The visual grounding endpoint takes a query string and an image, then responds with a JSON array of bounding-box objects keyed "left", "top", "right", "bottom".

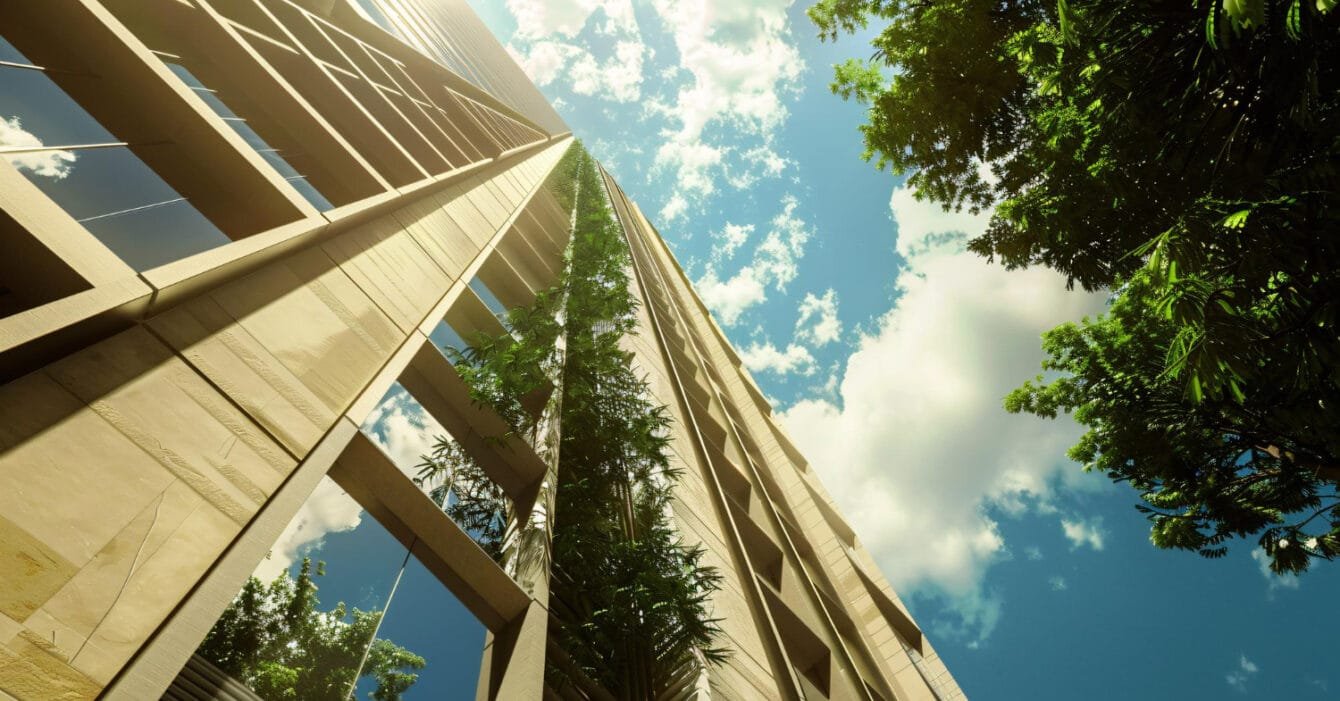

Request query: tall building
[{"left": 0, "top": 1, "right": 963, "bottom": 699}]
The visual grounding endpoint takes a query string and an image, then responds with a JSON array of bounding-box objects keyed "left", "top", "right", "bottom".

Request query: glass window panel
[
  {"left": 428, "top": 318, "right": 468, "bottom": 359},
  {"left": 468, "top": 277, "right": 507, "bottom": 318},
  {"left": 258, "top": 149, "right": 302, "bottom": 179},
  {"left": 183, "top": 477, "right": 402, "bottom": 699},
  {"left": 0, "top": 36, "right": 32, "bottom": 65},
  {"left": 367, "top": 555, "right": 486, "bottom": 699},
  {"left": 285, "top": 174, "right": 335, "bottom": 211},
  {"left": 221, "top": 116, "right": 271, "bottom": 151},
  {"left": 156, "top": 59, "right": 337, "bottom": 212},
  {"left": 0, "top": 64, "right": 117, "bottom": 146},
  {"left": 351, "top": 0, "right": 397, "bottom": 34},
  {"left": 177, "top": 475, "right": 486, "bottom": 700},
  {"left": 80, "top": 195, "right": 231, "bottom": 271},
  {"left": 191, "top": 87, "right": 241, "bottom": 119},
  {"left": 12, "top": 145, "right": 227, "bottom": 270},
  {"left": 361, "top": 383, "right": 510, "bottom": 564},
  {"left": 162, "top": 60, "right": 206, "bottom": 89}
]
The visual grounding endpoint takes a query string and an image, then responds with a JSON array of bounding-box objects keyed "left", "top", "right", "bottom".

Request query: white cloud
[
  {"left": 890, "top": 166, "right": 995, "bottom": 260},
  {"left": 660, "top": 192, "right": 688, "bottom": 223},
  {"left": 646, "top": 0, "right": 804, "bottom": 208},
  {"left": 504, "top": 0, "right": 649, "bottom": 102},
  {"left": 726, "top": 145, "right": 791, "bottom": 189},
  {"left": 506, "top": 0, "right": 637, "bottom": 40},
  {"left": 362, "top": 386, "right": 446, "bottom": 476},
  {"left": 1226, "top": 654, "right": 1260, "bottom": 693},
  {"left": 1061, "top": 517, "right": 1106, "bottom": 551},
  {"left": 511, "top": 40, "right": 582, "bottom": 86},
  {"left": 1, "top": 116, "right": 76, "bottom": 180},
  {"left": 569, "top": 39, "right": 649, "bottom": 102},
  {"left": 254, "top": 476, "right": 363, "bottom": 582},
  {"left": 750, "top": 194, "right": 808, "bottom": 288},
  {"left": 1048, "top": 575, "right": 1068, "bottom": 591},
  {"left": 778, "top": 178, "right": 1107, "bottom": 643},
  {"left": 795, "top": 289, "right": 841, "bottom": 347},
  {"left": 696, "top": 194, "right": 811, "bottom": 326},
  {"left": 653, "top": 137, "right": 723, "bottom": 196},
  {"left": 696, "top": 266, "right": 766, "bottom": 326},
  {"left": 1250, "top": 548, "right": 1301, "bottom": 591},
  {"left": 740, "top": 341, "right": 816, "bottom": 376},
  {"left": 710, "top": 222, "right": 753, "bottom": 262},
  {"left": 1025, "top": 546, "right": 1044, "bottom": 561}
]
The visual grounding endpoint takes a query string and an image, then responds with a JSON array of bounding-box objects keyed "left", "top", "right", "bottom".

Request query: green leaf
[
  {"left": 1221, "top": 209, "right": 1251, "bottom": 229},
  {"left": 1286, "top": 0, "right": 1303, "bottom": 39}
]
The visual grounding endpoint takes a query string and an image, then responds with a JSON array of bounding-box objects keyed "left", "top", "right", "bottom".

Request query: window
[
  {"left": 170, "top": 476, "right": 487, "bottom": 699},
  {"left": 158, "top": 58, "right": 334, "bottom": 212},
  {"left": 0, "top": 36, "right": 229, "bottom": 271}
]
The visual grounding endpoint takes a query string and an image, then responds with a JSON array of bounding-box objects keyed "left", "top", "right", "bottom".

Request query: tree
[
  {"left": 812, "top": 0, "right": 1340, "bottom": 572},
  {"left": 196, "top": 558, "right": 425, "bottom": 700}
]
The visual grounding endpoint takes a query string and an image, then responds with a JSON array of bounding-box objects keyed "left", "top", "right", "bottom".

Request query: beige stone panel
[
  {"left": 0, "top": 617, "right": 19, "bottom": 650},
  {"left": 392, "top": 197, "right": 474, "bottom": 278},
  {"left": 445, "top": 186, "right": 502, "bottom": 238},
  {"left": 0, "top": 629, "right": 100, "bottom": 701},
  {"left": 148, "top": 297, "right": 332, "bottom": 457},
  {"left": 0, "top": 372, "right": 174, "bottom": 567},
  {"left": 323, "top": 216, "right": 453, "bottom": 333},
  {"left": 711, "top": 658, "right": 782, "bottom": 700},
  {"left": 0, "top": 515, "right": 77, "bottom": 623},
  {"left": 211, "top": 247, "right": 401, "bottom": 415},
  {"left": 46, "top": 328, "right": 291, "bottom": 525},
  {"left": 59, "top": 490, "right": 235, "bottom": 685},
  {"left": 27, "top": 480, "right": 217, "bottom": 684},
  {"left": 460, "top": 181, "right": 510, "bottom": 228},
  {"left": 488, "top": 178, "right": 524, "bottom": 210}
]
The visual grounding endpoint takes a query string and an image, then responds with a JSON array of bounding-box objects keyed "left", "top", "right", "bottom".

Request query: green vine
[{"left": 417, "top": 142, "right": 727, "bottom": 698}]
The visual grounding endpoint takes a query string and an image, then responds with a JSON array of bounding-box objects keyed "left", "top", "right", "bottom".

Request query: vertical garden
[{"left": 419, "top": 142, "right": 728, "bottom": 698}]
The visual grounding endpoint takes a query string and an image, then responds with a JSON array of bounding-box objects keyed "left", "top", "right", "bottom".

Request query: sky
[{"left": 453, "top": 0, "right": 1339, "bottom": 698}]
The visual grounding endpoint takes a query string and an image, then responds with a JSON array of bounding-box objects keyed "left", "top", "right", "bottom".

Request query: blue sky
[{"left": 455, "top": 0, "right": 1339, "bottom": 698}]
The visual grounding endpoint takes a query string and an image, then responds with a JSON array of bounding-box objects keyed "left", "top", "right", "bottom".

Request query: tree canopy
[
  {"left": 812, "top": 0, "right": 1340, "bottom": 572},
  {"left": 197, "top": 558, "right": 425, "bottom": 701}
]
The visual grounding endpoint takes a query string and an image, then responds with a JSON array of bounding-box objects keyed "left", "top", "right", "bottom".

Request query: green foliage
[
  {"left": 449, "top": 288, "right": 565, "bottom": 436},
  {"left": 196, "top": 558, "right": 425, "bottom": 700},
  {"left": 414, "top": 437, "right": 509, "bottom": 562},
  {"left": 815, "top": 0, "right": 1340, "bottom": 573},
  {"left": 438, "top": 142, "right": 727, "bottom": 698}
]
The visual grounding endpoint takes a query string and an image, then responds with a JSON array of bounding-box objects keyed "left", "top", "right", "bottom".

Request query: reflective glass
[
  {"left": 468, "top": 277, "right": 507, "bottom": 318},
  {"left": 260, "top": 149, "right": 302, "bottom": 179},
  {"left": 14, "top": 146, "right": 228, "bottom": 270},
  {"left": 367, "top": 555, "right": 486, "bottom": 699},
  {"left": 160, "top": 60, "right": 335, "bottom": 211},
  {"left": 352, "top": 0, "right": 397, "bottom": 34},
  {"left": 0, "top": 64, "right": 116, "bottom": 146},
  {"left": 286, "top": 174, "right": 335, "bottom": 211},
  {"left": 225, "top": 117, "right": 272, "bottom": 152},
  {"left": 361, "top": 383, "right": 509, "bottom": 564},
  {"left": 191, "top": 88, "right": 241, "bottom": 120},
  {"left": 177, "top": 475, "right": 486, "bottom": 700},
  {"left": 162, "top": 61, "right": 206, "bottom": 89},
  {"left": 428, "top": 318, "right": 469, "bottom": 359},
  {"left": 0, "top": 35, "right": 32, "bottom": 65}
]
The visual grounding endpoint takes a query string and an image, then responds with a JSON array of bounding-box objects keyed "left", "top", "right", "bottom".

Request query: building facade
[{"left": 0, "top": 1, "right": 963, "bottom": 699}]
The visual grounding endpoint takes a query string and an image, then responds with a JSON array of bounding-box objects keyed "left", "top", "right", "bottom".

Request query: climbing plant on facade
[{"left": 418, "top": 142, "right": 727, "bottom": 698}]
